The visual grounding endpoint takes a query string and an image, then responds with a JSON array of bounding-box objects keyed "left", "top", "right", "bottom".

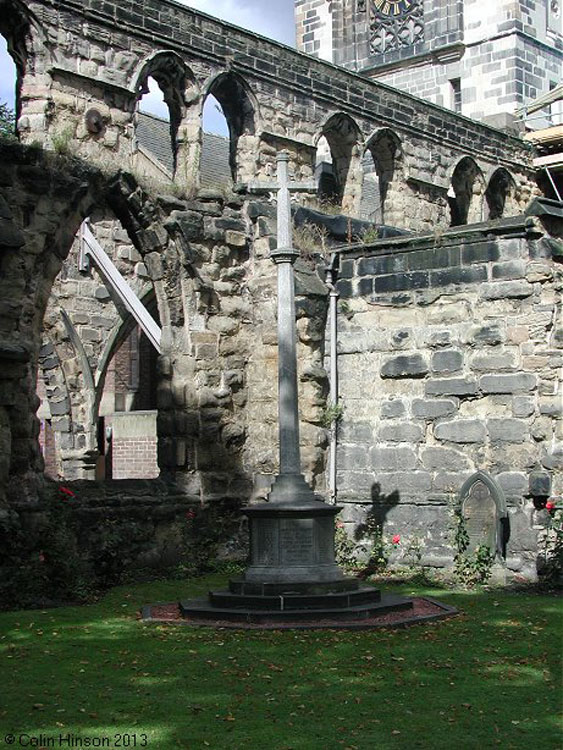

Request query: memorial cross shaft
[{"left": 248, "top": 153, "right": 317, "bottom": 495}]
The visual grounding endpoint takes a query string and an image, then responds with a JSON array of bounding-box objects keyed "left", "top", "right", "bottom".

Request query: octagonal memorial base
[{"left": 179, "top": 495, "right": 413, "bottom": 624}]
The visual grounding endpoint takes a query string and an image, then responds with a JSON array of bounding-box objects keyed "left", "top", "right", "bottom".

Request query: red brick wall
[
  {"left": 110, "top": 411, "right": 159, "bottom": 479},
  {"left": 112, "top": 435, "right": 159, "bottom": 479},
  {"left": 39, "top": 419, "right": 58, "bottom": 480}
]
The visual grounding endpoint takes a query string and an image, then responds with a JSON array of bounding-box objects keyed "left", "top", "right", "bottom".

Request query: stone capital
[{"left": 271, "top": 245, "right": 299, "bottom": 264}]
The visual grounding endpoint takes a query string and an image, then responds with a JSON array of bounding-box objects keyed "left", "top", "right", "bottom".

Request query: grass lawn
[{"left": 0, "top": 575, "right": 561, "bottom": 750}]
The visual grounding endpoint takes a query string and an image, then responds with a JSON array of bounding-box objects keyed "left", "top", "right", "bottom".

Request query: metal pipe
[{"left": 325, "top": 253, "right": 340, "bottom": 503}]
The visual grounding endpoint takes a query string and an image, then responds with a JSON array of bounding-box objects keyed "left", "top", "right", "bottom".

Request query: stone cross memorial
[
  {"left": 243, "top": 152, "right": 343, "bottom": 584},
  {"left": 180, "top": 153, "right": 413, "bottom": 622}
]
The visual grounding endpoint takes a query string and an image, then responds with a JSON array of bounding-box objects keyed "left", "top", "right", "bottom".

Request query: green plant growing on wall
[
  {"left": 320, "top": 400, "right": 344, "bottom": 428},
  {"left": 357, "top": 226, "right": 380, "bottom": 245},
  {"left": 51, "top": 126, "right": 75, "bottom": 155},
  {"left": 292, "top": 220, "right": 329, "bottom": 260}
]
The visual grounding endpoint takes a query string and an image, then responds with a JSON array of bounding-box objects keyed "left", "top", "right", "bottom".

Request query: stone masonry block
[
  {"left": 412, "top": 398, "right": 458, "bottom": 419},
  {"left": 380, "top": 399, "right": 406, "bottom": 419},
  {"left": 381, "top": 353, "right": 428, "bottom": 379},
  {"left": 339, "top": 421, "right": 375, "bottom": 443},
  {"left": 431, "top": 349, "right": 463, "bottom": 374},
  {"left": 370, "top": 446, "right": 418, "bottom": 471},
  {"left": 480, "top": 280, "right": 535, "bottom": 300},
  {"left": 512, "top": 396, "right": 535, "bottom": 418},
  {"left": 487, "top": 419, "right": 528, "bottom": 443},
  {"left": 434, "top": 419, "right": 486, "bottom": 443},
  {"left": 378, "top": 422, "right": 425, "bottom": 443},
  {"left": 480, "top": 373, "right": 536, "bottom": 393},
  {"left": 421, "top": 446, "right": 472, "bottom": 471},
  {"left": 425, "top": 378, "right": 478, "bottom": 397},
  {"left": 339, "top": 444, "right": 369, "bottom": 471}
]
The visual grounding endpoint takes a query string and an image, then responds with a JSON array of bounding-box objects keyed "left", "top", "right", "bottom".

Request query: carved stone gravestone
[{"left": 460, "top": 471, "right": 508, "bottom": 573}]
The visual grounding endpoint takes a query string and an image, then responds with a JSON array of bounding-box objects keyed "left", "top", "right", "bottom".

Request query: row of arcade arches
[{"left": 1, "top": 26, "right": 520, "bottom": 229}]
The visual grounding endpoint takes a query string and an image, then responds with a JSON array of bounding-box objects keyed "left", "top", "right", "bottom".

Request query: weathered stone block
[
  {"left": 412, "top": 398, "right": 458, "bottom": 419},
  {"left": 512, "top": 396, "right": 535, "bottom": 418},
  {"left": 370, "top": 446, "right": 417, "bottom": 471},
  {"left": 434, "top": 419, "right": 486, "bottom": 443},
  {"left": 480, "top": 373, "right": 536, "bottom": 393},
  {"left": 487, "top": 419, "right": 528, "bottom": 443},
  {"left": 529, "top": 471, "right": 551, "bottom": 498},
  {"left": 378, "top": 422, "right": 424, "bottom": 443},
  {"left": 339, "top": 445, "right": 369, "bottom": 471},
  {"left": 339, "top": 421, "right": 374, "bottom": 443},
  {"left": 380, "top": 399, "right": 406, "bottom": 419},
  {"left": 480, "top": 280, "right": 534, "bottom": 300},
  {"left": 470, "top": 350, "right": 518, "bottom": 371},
  {"left": 496, "top": 472, "right": 528, "bottom": 495},
  {"left": 470, "top": 325, "right": 504, "bottom": 346},
  {"left": 539, "top": 399, "right": 563, "bottom": 416},
  {"left": 421, "top": 446, "right": 471, "bottom": 471},
  {"left": 425, "top": 377, "right": 478, "bottom": 397},
  {"left": 225, "top": 230, "right": 247, "bottom": 247},
  {"left": 431, "top": 349, "right": 463, "bottom": 374},
  {"left": 381, "top": 353, "right": 428, "bottom": 379}
]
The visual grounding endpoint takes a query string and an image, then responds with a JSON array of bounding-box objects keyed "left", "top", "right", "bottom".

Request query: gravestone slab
[
  {"left": 459, "top": 471, "right": 508, "bottom": 560},
  {"left": 462, "top": 480, "right": 497, "bottom": 554}
]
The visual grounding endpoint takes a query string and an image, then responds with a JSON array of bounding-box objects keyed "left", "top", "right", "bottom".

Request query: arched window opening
[
  {"left": 201, "top": 93, "right": 230, "bottom": 189},
  {"left": 135, "top": 76, "right": 176, "bottom": 181},
  {"left": 133, "top": 53, "right": 191, "bottom": 181},
  {"left": 37, "top": 204, "right": 163, "bottom": 482},
  {"left": 362, "top": 130, "right": 400, "bottom": 224},
  {"left": 203, "top": 73, "right": 256, "bottom": 184},
  {"left": 315, "top": 113, "right": 361, "bottom": 213},
  {"left": 485, "top": 168, "right": 517, "bottom": 220},
  {"left": 448, "top": 157, "right": 485, "bottom": 226},
  {"left": 0, "top": 35, "right": 17, "bottom": 112},
  {"left": 1, "top": 1, "right": 54, "bottom": 133},
  {"left": 315, "top": 134, "right": 338, "bottom": 204}
]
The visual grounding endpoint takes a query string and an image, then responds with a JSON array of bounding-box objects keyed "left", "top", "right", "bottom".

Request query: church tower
[{"left": 294, "top": 0, "right": 562, "bottom": 131}]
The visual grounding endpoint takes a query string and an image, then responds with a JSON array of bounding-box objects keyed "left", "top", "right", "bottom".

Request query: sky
[{"left": 0, "top": 0, "right": 296, "bottom": 132}]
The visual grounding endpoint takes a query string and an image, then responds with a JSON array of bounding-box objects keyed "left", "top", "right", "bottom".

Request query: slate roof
[{"left": 137, "top": 111, "right": 231, "bottom": 187}]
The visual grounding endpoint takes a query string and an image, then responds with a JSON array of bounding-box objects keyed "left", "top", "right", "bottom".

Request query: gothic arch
[
  {"left": 362, "top": 127, "right": 403, "bottom": 224},
  {"left": 93, "top": 286, "right": 159, "bottom": 422},
  {"left": 485, "top": 167, "right": 518, "bottom": 220},
  {"left": 448, "top": 156, "right": 486, "bottom": 226},
  {"left": 315, "top": 112, "right": 363, "bottom": 214},
  {"left": 201, "top": 71, "right": 260, "bottom": 182},
  {"left": 132, "top": 51, "right": 198, "bottom": 176}
]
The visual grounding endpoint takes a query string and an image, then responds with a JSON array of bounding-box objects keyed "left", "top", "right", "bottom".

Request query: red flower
[
  {"left": 392, "top": 534, "right": 401, "bottom": 545},
  {"left": 546, "top": 500, "right": 556, "bottom": 512},
  {"left": 185, "top": 509, "right": 196, "bottom": 521},
  {"left": 59, "top": 486, "right": 75, "bottom": 498}
]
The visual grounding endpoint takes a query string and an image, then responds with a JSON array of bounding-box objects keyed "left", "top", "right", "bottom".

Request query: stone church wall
[{"left": 333, "top": 215, "right": 562, "bottom": 579}]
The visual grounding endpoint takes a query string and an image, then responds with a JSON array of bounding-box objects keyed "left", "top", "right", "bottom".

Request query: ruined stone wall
[
  {"left": 1, "top": 0, "right": 536, "bottom": 228},
  {"left": 0, "top": 139, "right": 329, "bottom": 507},
  {"left": 0, "top": 141, "right": 104, "bottom": 504},
  {"left": 333, "top": 214, "right": 562, "bottom": 580},
  {"left": 224, "top": 193, "right": 563, "bottom": 586}
]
